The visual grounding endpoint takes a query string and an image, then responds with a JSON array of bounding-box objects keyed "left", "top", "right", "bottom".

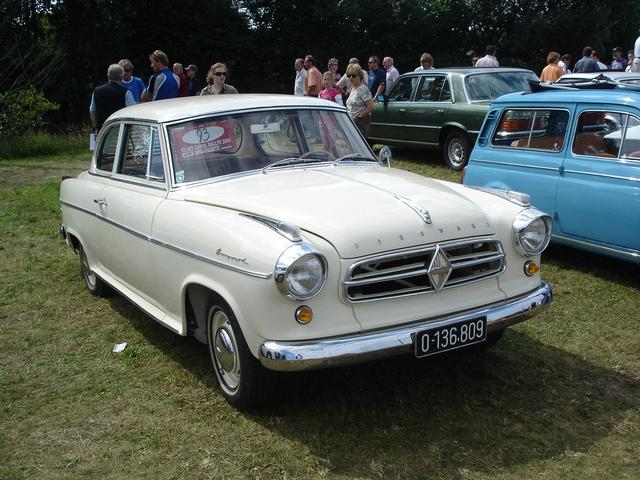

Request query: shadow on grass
[
  {"left": 109, "top": 295, "right": 638, "bottom": 478},
  {"left": 543, "top": 243, "right": 639, "bottom": 290}
]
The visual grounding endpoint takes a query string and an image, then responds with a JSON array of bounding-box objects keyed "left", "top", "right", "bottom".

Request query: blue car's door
[{"left": 555, "top": 107, "right": 640, "bottom": 252}]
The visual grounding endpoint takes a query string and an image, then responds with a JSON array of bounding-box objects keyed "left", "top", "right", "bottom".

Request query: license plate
[{"left": 415, "top": 317, "right": 487, "bottom": 358}]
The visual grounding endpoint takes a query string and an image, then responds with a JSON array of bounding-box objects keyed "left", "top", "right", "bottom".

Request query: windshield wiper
[
  {"left": 333, "top": 153, "right": 378, "bottom": 164},
  {"left": 261, "top": 157, "right": 325, "bottom": 174}
]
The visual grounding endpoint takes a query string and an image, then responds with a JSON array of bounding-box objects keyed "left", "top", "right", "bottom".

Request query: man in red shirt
[{"left": 173, "top": 63, "right": 189, "bottom": 97}]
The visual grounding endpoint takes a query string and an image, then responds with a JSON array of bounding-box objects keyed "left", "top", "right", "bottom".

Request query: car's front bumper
[{"left": 259, "top": 282, "right": 552, "bottom": 371}]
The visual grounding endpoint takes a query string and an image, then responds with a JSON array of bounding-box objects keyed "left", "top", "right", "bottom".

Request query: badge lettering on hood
[{"left": 216, "top": 248, "right": 248, "bottom": 264}]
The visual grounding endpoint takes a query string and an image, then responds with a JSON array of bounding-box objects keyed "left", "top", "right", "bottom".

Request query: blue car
[{"left": 463, "top": 82, "right": 640, "bottom": 263}]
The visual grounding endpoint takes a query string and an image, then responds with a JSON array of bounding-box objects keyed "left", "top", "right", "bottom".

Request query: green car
[{"left": 369, "top": 67, "right": 539, "bottom": 170}]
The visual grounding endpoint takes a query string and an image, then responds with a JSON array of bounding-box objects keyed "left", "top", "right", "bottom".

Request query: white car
[{"left": 60, "top": 95, "right": 552, "bottom": 408}]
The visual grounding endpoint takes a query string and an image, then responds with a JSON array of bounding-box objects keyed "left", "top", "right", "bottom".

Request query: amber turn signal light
[
  {"left": 295, "top": 305, "right": 313, "bottom": 324},
  {"left": 524, "top": 260, "right": 539, "bottom": 276}
]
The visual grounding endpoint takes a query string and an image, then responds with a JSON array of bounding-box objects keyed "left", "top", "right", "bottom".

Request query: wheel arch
[{"left": 438, "top": 123, "right": 469, "bottom": 148}]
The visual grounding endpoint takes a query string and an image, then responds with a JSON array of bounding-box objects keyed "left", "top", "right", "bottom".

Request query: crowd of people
[{"left": 91, "top": 35, "right": 640, "bottom": 135}]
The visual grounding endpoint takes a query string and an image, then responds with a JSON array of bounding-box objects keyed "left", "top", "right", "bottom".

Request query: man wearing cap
[
  {"left": 90, "top": 64, "right": 135, "bottom": 132},
  {"left": 185, "top": 64, "right": 201, "bottom": 96},
  {"left": 610, "top": 47, "right": 628, "bottom": 71},
  {"left": 141, "top": 49, "right": 179, "bottom": 102}
]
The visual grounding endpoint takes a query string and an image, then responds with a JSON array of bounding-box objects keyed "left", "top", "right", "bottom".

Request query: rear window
[
  {"left": 465, "top": 72, "right": 537, "bottom": 101},
  {"left": 492, "top": 109, "right": 569, "bottom": 151}
]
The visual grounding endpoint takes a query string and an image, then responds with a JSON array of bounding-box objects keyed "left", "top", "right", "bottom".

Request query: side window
[
  {"left": 387, "top": 77, "right": 414, "bottom": 102},
  {"left": 492, "top": 109, "right": 569, "bottom": 151},
  {"left": 148, "top": 128, "right": 164, "bottom": 181},
  {"left": 96, "top": 125, "right": 120, "bottom": 172},
  {"left": 572, "top": 111, "right": 622, "bottom": 158},
  {"left": 118, "top": 125, "right": 151, "bottom": 178},
  {"left": 620, "top": 115, "right": 640, "bottom": 159},
  {"left": 418, "top": 76, "right": 448, "bottom": 102}
]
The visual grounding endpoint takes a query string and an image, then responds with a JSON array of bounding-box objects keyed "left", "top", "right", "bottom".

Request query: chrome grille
[{"left": 344, "top": 239, "right": 505, "bottom": 302}]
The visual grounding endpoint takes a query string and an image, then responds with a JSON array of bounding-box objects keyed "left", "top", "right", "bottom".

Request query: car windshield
[
  {"left": 167, "top": 108, "right": 372, "bottom": 184},
  {"left": 465, "top": 72, "right": 538, "bottom": 101}
]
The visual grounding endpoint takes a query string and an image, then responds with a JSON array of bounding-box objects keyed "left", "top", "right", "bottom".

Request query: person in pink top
[{"left": 318, "top": 71, "right": 344, "bottom": 106}]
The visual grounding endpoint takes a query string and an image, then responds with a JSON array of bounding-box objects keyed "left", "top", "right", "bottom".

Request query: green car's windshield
[
  {"left": 465, "top": 72, "right": 538, "bottom": 101},
  {"left": 167, "top": 108, "right": 372, "bottom": 184}
]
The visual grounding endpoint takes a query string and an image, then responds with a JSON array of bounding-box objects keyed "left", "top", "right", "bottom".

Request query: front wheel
[
  {"left": 443, "top": 131, "right": 472, "bottom": 170},
  {"left": 206, "top": 300, "right": 275, "bottom": 409}
]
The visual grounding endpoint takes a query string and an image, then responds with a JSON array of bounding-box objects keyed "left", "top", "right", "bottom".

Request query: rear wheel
[
  {"left": 79, "top": 244, "right": 111, "bottom": 297},
  {"left": 443, "top": 131, "right": 472, "bottom": 170},
  {"left": 206, "top": 299, "right": 275, "bottom": 409}
]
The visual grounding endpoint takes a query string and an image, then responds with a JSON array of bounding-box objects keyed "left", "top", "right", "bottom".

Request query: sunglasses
[
  {"left": 214, "top": 71, "right": 226, "bottom": 76},
  {"left": 347, "top": 74, "right": 357, "bottom": 78}
]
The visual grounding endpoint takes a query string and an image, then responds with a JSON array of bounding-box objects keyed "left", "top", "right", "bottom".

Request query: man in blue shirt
[
  {"left": 367, "top": 56, "right": 386, "bottom": 98},
  {"left": 141, "top": 49, "right": 179, "bottom": 102},
  {"left": 573, "top": 46, "right": 600, "bottom": 73},
  {"left": 118, "top": 58, "right": 145, "bottom": 103}
]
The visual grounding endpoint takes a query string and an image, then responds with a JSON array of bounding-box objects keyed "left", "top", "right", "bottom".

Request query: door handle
[
  {"left": 93, "top": 198, "right": 108, "bottom": 207},
  {"left": 399, "top": 109, "right": 406, "bottom": 113},
  {"left": 436, "top": 109, "right": 444, "bottom": 114}
]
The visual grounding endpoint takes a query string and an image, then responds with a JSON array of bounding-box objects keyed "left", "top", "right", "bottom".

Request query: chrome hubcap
[
  {"left": 81, "top": 249, "right": 96, "bottom": 288},
  {"left": 448, "top": 140, "right": 465, "bottom": 166},
  {"left": 210, "top": 310, "right": 240, "bottom": 391}
]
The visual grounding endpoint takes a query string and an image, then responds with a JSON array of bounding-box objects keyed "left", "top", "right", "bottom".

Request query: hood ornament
[
  {"left": 395, "top": 195, "right": 432, "bottom": 224},
  {"left": 427, "top": 246, "right": 452, "bottom": 292}
]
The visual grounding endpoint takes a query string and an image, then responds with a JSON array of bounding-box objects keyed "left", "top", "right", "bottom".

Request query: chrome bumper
[{"left": 259, "top": 282, "right": 552, "bottom": 371}]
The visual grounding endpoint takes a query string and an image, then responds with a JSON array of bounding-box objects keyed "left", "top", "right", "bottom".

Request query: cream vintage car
[{"left": 60, "top": 95, "right": 552, "bottom": 408}]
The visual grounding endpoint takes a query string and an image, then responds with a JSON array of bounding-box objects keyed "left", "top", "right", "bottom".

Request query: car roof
[
  {"left": 493, "top": 87, "right": 640, "bottom": 106},
  {"left": 558, "top": 71, "right": 640, "bottom": 81},
  {"left": 402, "top": 67, "right": 536, "bottom": 76},
  {"left": 108, "top": 94, "right": 344, "bottom": 124}
]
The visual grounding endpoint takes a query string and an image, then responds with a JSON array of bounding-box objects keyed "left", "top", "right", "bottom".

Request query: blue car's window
[
  {"left": 465, "top": 72, "right": 537, "bottom": 101},
  {"left": 492, "top": 109, "right": 569, "bottom": 151},
  {"left": 617, "top": 115, "right": 640, "bottom": 159},
  {"left": 573, "top": 111, "right": 624, "bottom": 158}
]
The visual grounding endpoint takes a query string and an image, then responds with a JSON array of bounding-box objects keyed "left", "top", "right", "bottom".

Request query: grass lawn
[{"left": 0, "top": 148, "right": 638, "bottom": 479}]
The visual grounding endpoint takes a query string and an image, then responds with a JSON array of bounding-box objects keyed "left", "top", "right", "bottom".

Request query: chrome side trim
[
  {"left": 552, "top": 234, "right": 640, "bottom": 260},
  {"left": 469, "top": 158, "right": 560, "bottom": 172},
  {"left": 561, "top": 169, "right": 640, "bottom": 182},
  {"left": 259, "top": 282, "right": 552, "bottom": 371},
  {"left": 60, "top": 200, "right": 272, "bottom": 279},
  {"left": 366, "top": 137, "right": 439, "bottom": 147}
]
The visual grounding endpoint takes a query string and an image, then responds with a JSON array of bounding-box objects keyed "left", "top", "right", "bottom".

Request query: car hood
[{"left": 182, "top": 166, "right": 495, "bottom": 258}]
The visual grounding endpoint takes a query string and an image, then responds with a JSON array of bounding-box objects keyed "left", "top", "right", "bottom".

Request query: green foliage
[
  {"left": 0, "top": 88, "right": 59, "bottom": 136},
  {"left": 0, "top": 131, "right": 86, "bottom": 159}
]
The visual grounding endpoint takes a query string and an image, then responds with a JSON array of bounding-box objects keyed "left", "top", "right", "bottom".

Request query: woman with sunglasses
[
  {"left": 345, "top": 63, "right": 374, "bottom": 136},
  {"left": 201, "top": 63, "right": 238, "bottom": 95}
]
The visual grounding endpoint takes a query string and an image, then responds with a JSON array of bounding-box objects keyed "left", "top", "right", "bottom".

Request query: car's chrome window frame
[
  {"left": 490, "top": 107, "right": 572, "bottom": 153},
  {"left": 415, "top": 74, "right": 453, "bottom": 104},
  {"left": 571, "top": 108, "right": 640, "bottom": 164},
  {"left": 385, "top": 75, "right": 417, "bottom": 103},
  {"left": 91, "top": 120, "right": 169, "bottom": 190},
  {"left": 93, "top": 122, "right": 124, "bottom": 175},
  {"left": 161, "top": 105, "right": 374, "bottom": 190}
]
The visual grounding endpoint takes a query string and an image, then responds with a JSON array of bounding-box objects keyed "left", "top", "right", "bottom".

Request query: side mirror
[{"left": 378, "top": 146, "right": 392, "bottom": 167}]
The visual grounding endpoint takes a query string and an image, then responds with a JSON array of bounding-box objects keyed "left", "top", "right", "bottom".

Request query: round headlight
[
  {"left": 275, "top": 244, "right": 327, "bottom": 300},
  {"left": 512, "top": 209, "right": 552, "bottom": 256}
]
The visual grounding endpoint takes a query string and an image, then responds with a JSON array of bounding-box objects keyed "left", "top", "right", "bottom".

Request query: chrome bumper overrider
[{"left": 259, "top": 282, "right": 552, "bottom": 371}]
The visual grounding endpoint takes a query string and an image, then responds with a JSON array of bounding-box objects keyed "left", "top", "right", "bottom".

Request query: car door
[
  {"left": 555, "top": 107, "right": 640, "bottom": 251},
  {"left": 402, "top": 74, "right": 450, "bottom": 145},
  {"left": 370, "top": 75, "right": 416, "bottom": 142},
  {"left": 98, "top": 123, "right": 168, "bottom": 303},
  {"left": 465, "top": 107, "right": 570, "bottom": 218}
]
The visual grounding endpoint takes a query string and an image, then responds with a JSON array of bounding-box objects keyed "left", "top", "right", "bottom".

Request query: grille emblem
[{"left": 427, "top": 246, "right": 452, "bottom": 292}]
